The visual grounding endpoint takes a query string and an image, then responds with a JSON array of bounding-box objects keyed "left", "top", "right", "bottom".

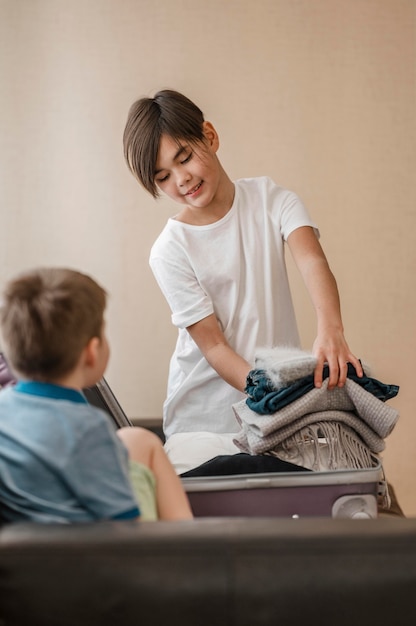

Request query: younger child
[
  {"left": 123, "top": 89, "right": 363, "bottom": 439},
  {"left": 0, "top": 267, "right": 192, "bottom": 523}
]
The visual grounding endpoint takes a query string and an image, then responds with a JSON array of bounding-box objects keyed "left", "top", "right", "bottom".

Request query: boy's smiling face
[{"left": 154, "top": 122, "right": 234, "bottom": 223}]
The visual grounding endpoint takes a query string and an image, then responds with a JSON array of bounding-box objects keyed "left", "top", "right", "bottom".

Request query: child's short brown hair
[
  {"left": 123, "top": 89, "right": 205, "bottom": 198},
  {"left": 0, "top": 268, "right": 107, "bottom": 381}
]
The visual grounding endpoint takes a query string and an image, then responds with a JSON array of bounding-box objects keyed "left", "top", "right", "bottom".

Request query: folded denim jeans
[{"left": 245, "top": 363, "right": 399, "bottom": 415}]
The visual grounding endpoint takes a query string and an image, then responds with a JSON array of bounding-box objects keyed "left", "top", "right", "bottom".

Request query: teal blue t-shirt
[{"left": 0, "top": 381, "right": 140, "bottom": 523}]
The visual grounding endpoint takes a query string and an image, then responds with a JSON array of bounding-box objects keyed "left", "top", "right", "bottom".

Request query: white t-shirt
[{"left": 150, "top": 176, "right": 318, "bottom": 438}]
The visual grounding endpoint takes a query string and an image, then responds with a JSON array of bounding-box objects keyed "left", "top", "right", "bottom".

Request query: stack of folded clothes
[{"left": 233, "top": 347, "right": 399, "bottom": 472}]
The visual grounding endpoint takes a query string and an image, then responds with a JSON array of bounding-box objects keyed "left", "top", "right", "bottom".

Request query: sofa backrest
[{"left": 1, "top": 516, "right": 415, "bottom": 626}]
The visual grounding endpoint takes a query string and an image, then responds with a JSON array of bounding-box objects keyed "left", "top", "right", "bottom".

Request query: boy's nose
[{"left": 176, "top": 170, "right": 191, "bottom": 187}]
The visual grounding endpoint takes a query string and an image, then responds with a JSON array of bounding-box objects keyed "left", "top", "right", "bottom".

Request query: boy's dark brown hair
[
  {"left": 0, "top": 268, "right": 106, "bottom": 381},
  {"left": 123, "top": 89, "right": 205, "bottom": 198}
]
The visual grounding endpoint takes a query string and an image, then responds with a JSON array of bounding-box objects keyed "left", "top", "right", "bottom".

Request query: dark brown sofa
[{"left": 1, "top": 516, "right": 416, "bottom": 626}]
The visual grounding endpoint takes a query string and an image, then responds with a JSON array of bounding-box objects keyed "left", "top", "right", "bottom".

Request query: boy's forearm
[
  {"left": 287, "top": 226, "right": 345, "bottom": 331},
  {"left": 187, "top": 314, "right": 251, "bottom": 392},
  {"left": 204, "top": 342, "right": 251, "bottom": 393},
  {"left": 299, "top": 255, "right": 363, "bottom": 386},
  {"left": 302, "top": 256, "right": 344, "bottom": 331}
]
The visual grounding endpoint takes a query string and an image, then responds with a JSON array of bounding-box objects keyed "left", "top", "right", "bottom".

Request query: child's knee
[
  {"left": 117, "top": 426, "right": 162, "bottom": 455},
  {"left": 134, "top": 427, "right": 162, "bottom": 448}
]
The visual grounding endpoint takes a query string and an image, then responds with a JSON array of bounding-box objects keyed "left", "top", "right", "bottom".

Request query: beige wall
[{"left": 1, "top": 0, "right": 415, "bottom": 514}]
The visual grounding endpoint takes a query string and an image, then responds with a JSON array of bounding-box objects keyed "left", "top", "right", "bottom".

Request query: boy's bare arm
[
  {"left": 287, "top": 226, "right": 363, "bottom": 389},
  {"left": 187, "top": 314, "right": 251, "bottom": 392}
]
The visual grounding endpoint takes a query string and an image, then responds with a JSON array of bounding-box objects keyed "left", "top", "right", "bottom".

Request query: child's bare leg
[{"left": 117, "top": 427, "right": 193, "bottom": 520}]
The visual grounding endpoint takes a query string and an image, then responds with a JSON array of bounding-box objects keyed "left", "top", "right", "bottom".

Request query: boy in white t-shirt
[
  {"left": 0, "top": 267, "right": 192, "bottom": 522},
  {"left": 123, "top": 90, "right": 363, "bottom": 439}
]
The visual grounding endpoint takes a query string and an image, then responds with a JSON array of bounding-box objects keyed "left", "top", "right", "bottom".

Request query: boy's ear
[
  {"left": 202, "top": 121, "right": 219, "bottom": 152},
  {"left": 83, "top": 337, "right": 100, "bottom": 368}
]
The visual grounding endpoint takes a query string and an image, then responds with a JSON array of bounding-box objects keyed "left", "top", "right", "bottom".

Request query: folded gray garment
[
  {"left": 234, "top": 377, "right": 398, "bottom": 440},
  {"left": 254, "top": 346, "right": 318, "bottom": 387},
  {"left": 253, "top": 345, "right": 372, "bottom": 388},
  {"left": 237, "top": 421, "right": 375, "bottom": 471},
  {"left": 233, "top": 407, "right": 386, "bottom": 454}
]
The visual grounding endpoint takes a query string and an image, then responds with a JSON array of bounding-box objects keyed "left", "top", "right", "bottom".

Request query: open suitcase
[
  {"left": 0, "top": 355, "right": 392, "bottom": 519},
  {"left": 85, "top": 376, "right": 387, "bottom": 520},
  {"left": 83, "top": 378, "right": 133, "bottom": 429},
  {"left": 181, "top": 463, "right": 385, "bottom": 519}
]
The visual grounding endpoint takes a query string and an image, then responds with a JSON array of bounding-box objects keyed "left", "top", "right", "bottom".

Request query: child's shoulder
[
  {"left": 0, "top": 386, "right": 109, "bottom": 425},
  {"left": 235, "top": 176, "right": 285, "bottom": 195},
  {"left": 235, "top": 175, "right": 274, "bottom": 187},
  {"left": 235, "top": 176, "right": 294, "bottom": 204}
]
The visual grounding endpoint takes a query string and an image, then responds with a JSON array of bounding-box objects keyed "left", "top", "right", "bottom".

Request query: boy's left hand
[{"left": 312, "top": 332, "right": 363, "bottom": 390}]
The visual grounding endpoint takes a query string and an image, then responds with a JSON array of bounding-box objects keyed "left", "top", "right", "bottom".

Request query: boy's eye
[
  {"left": 155, "top": 150, "right": 192, "bottom": 184},
  {"left": 181, "top": 152, "right": 192, "bottom": 164}
]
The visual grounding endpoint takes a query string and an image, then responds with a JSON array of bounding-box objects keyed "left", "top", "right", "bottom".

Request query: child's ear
[
  {"left": 83, "top": 337, "right": 100, "bottom": 368},
  {"left": 202, "top": 121, "right": 219, "bottom": 151}
]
